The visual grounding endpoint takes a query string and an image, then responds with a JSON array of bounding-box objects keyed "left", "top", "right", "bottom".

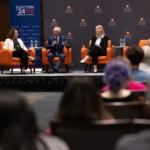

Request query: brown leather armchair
[
  {"left": 0, "top": 41, "right": 36, "bottom": 74},
  {"left": 80, "top": 40, "right": 114, "bottom": 72}
]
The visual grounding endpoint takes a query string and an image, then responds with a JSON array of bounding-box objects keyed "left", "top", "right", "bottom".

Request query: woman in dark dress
[
  {"left": 3, "top": 29, "right": 36, "bottom": 73},
  {"left": 80, "top": 25, "right": 109, "bottom": 73}
]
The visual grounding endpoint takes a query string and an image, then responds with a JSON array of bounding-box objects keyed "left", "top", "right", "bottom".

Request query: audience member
[
  {"left": 102, "top": 57, "right": 147, "bottom": 91},
  {"left": 115, "top": 130, "right": 150, "bottom": 150},
  {"left": 139, "top": 39, "right": 150, "bottom": 73},
  {"left": 0, "top": 90, "right": 69, "bottom": 150},
  {"left": 101, "top": 59, "right": 132, "bottom": 102},
  {"left": 56, "top": 77, "right": 114, "bottom": 123},
  {"left": 126, "top": 46, "right": 150, "bottom": 82}
]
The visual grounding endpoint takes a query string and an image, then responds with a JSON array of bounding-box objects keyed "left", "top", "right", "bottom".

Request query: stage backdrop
[
  {"left": 10, "top": 0, "right": 41, "bottom": 67},
  {"left": 43, "top": 0, "right": 150, "bottom": 69}
]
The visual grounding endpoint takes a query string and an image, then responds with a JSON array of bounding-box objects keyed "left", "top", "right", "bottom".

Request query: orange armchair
[
  {"left": 0, "top": 41, "right": 36, "bottom": 74},
  {"left": 81, "top": 40, "right": 114, "bottom": 72},
  {"left": 123, "top": 40, "right": 148, "bottom": 58},
  {"left": 42, "top": 46, "right": 72, "bottom": 73}
]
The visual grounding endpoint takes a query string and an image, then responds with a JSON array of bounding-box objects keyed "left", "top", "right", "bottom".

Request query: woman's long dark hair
[
  {"left": 56, "top": 77, "right": 107, "bottom": 123},
  {"left": 0, "top": 90, "right": 48, "bottom": 150},
  {"left": 7, "top": 29, "right": 18, "bottom": 39}
]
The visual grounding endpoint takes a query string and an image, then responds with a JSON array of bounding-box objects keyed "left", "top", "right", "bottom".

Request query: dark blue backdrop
[{"left": 10, "top": 0, "right": 41, "bottom": 67}]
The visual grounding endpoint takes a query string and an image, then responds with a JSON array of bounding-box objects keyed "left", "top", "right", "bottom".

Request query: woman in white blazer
[{"left": 3, "top": 29, "right": 36, "bottom": 73}]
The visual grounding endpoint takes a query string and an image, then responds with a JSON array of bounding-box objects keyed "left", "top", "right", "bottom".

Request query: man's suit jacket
[
  {"left": 90, "top": 35, "right": 109, "bottom": 52},
  {"left": 46, "top": 35, "right": 70, "bottom": 54}
]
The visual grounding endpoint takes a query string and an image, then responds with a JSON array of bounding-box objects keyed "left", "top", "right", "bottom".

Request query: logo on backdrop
[
  {"left": 79, "top": 19, "right": 87, "bottom": 27},
  {"left": 124, "top": 5, "right": 132, "bottom": 12},
  {"left": 50, "top": 19, "right": 58, "bottom": 27},
  {"left": 16, "top": 5, "right": 34, "bottom": 16},
  {"left": 138, "top": 18, "right": 146, "bottom": 26},
  {"left": 109, "top": 18, "right": 116, "bottom": 26},
  {"left": 94, "top": 5, "right": 102, "bottom": 13},
  {"left": 124, "top": 31, "right": 132, "bottom": 39},
  {"left": 66, "top": 32, "right": 74, "bottom": 40},
  {"left": 65, "top": 6, "right": 73, "bottom": 13}
]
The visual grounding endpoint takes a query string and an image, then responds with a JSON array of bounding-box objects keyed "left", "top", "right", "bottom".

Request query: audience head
[
  {"left": 104, "top": 59, "right": 132, "bottom": 93},
  {"left": 126, "top": 46, "right": 144, "bottom": 66},
  {"left": 95, "top": 25, "right": 105, "bottom": 37},
  {"left": 56, "top": 77, "right": 106, "bottom": 123},
  {"left": 0, "top": 90, "right": 39, "bottom": 150},
  {"left": 115, "top": 56, "right": 132, "bottom": 69},
  {"left": 53, "top": 26, "right": 61, "bottom": 37},
  {"left": 7, "top": 29, "right": 19, "bottom": 40}
]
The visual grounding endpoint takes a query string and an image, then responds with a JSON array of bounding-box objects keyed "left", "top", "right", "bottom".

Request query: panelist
[
  {"left": 46, "top": 27, "right": 70, "bottom": 73},
  {"left": 3, "top": 29, "right": 36, "bottom": 73},
  {"left": 80, "top": 25, "right": 109, "bottom": 73}
]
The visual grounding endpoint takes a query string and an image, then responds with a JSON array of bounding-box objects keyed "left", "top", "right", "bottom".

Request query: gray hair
[{"left": 53, "top": 27, "right": 61, "bottom": 33}]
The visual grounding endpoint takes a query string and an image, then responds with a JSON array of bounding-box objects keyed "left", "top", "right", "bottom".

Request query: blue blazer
[{"left": 46, "top": 35, "right": 70, "bottom": 54}]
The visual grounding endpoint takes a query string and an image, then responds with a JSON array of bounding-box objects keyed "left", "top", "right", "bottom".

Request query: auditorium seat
[
  {"left": 42, "top": 41, "right": 72, "bottom": 73},
  {"left": 0, "top": 41, "right": 36, "bottom": 74},
  {"left": 50, "top": 119, "right": 150, "bottom": 150},
  {"left": 105, "top": 101, "right": 147, "bottom": 119},
  {"left": 80, "top": 40, "right": 114, "bottom": 72},
  {"left": 123, "top": 39, "right": 148, "bottom": 57}
]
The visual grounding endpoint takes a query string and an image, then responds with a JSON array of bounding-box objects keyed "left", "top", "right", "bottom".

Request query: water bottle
[
  {"left": 35, "top": 40, "right": 38, "bottom": 47},
  {"left": 120, "top": 38, "right": 123, "bottom": 46},
  {"left": 122, "top": 38, "right": 126, "bottom": 46},
  {"left": 30, "top": 40, "right": 34, "bottom": 48}
]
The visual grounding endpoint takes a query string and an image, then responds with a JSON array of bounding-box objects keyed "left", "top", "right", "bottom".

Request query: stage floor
[{"left": 0, "top": 69, "right": 104, "bottom": 77}]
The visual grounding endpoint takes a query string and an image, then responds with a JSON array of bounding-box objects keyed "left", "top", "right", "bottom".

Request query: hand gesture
[{"left": 62, "top": 41, "right": 67, "bottom": 46}]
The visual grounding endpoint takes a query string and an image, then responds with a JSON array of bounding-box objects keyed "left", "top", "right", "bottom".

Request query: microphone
[{"left": 54, "top": 37, "right": 57, "bottom": 41}]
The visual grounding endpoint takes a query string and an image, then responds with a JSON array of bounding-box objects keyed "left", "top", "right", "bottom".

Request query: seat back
[
  {"left": 89, "top": 40, "right": 112, "bottom": 48},
  {"left": 105, "top": 101, "right": 146, "bottom": 119},
  {"left": 0, "top": 41, "right": 4, "bottom": 50},
  {"left": 51, "top": 120, "right": 132, "bottom": 150},
  {"left": 139, "top": 40, "right": 148, "bottom": 47},
  {"left": 51, "top": 119, "right": 150, "bottom": 150}
]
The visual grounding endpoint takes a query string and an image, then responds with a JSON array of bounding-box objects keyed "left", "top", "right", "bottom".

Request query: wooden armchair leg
[
  {"left": 33, "top": 65, "right": 35, "bottom": 73},
  {"left": 65, "top": 64, "right": 69, "bottom": 73},
  {"left": 46, "top": 65, "right": 49, "bottom": 73},
  {"left": 85, "top": 64, "right": 88, "bottom": 73},
  {"left": 29, "top": 66, "right": 32, "bottom": 74},
  {"left": 1, "top": 66, "right": 4, "bottom": 74},
  {"left": 89, "top": 64, "right": 92, "bottom": 72},
  {"left": 11, "top": 66, "right": 14, "bottom": 74}
]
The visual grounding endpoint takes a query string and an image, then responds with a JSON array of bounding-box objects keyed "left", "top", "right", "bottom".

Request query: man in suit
[{"left": 46, "top": 27, "right": 70, "bottom": 73}]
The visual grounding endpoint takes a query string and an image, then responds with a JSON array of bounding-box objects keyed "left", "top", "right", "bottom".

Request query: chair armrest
[
  {"left": 27, "top": 49, "right": 36, "bottom": 58},
  {"left": 81, "top": 46, "right": 88, "bottom": 59},
  {"left": 66, "top": 48, "right": 72, "bottom": 63},
  {"left": 106, "top": 48, "right": 113, "bottom": 61},
  {"left": 42, "top": 48, "right": 50, "bottom": 63},
  {"left": 0, "top": 49, "right": 12, "bottom": 65}
]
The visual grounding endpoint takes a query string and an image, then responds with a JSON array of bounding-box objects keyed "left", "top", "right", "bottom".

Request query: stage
[{"left": 0, "top": 69, "right": 105, "bottom": 91}]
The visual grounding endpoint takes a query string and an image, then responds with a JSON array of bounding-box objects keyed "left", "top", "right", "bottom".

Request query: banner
[
  {"left": 10, "top": 0, "right": 41, "bottom": 67},
  {"left": 43, "top": 0, "right": 150, "bottom": 69}
]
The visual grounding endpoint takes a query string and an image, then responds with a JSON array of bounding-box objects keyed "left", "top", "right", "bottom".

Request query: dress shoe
[
  {"left": 93, "top": 70, "right": 98, "bottom": 73},
  {"left": 80, "top": 60, "right": 86, "bottom": 64},
  {"left": 52, "top": 69, "right": 59, "bottom": 73}
]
